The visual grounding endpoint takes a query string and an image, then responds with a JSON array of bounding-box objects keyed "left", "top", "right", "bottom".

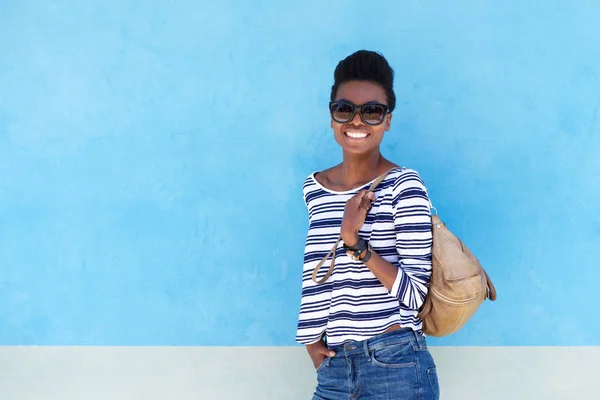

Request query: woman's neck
[{"left": 339, "top": 151, "right": 387, "bottom": 189}]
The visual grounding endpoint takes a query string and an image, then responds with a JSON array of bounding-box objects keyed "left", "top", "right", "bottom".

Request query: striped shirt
[{"left": 295, "top": 167, "right": 433, "bottom": 347}]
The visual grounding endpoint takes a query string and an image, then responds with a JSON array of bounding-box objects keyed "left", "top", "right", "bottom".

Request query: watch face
[{"left": 346, "top": 250, "right": 361, "bottom": 261}]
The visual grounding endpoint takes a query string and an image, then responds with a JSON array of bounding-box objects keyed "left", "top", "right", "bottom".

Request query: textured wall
[{"left": 1, "top": 0, "right": 599, "bottom": 348}]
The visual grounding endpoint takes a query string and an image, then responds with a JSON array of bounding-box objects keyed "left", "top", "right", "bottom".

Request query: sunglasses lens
[
  {"left": 361, "top": 105, "right": 386, "bottom": 125},
  {"left": 330, "top": 102, "right": 355, "bottom": 122}
]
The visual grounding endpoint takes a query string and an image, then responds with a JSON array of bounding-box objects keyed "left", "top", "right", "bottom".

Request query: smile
[{"left": 344, "top": 131, "right": 369, "bottom": 139}]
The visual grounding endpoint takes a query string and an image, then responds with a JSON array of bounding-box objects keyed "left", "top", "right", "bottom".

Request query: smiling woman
[{"left": 296, "top": 50, "right": 439, "bottom": 400}]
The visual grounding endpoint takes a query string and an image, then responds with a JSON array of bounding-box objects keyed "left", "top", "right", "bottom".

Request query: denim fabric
[{"left": 313, "top": 329, "right": 439, "bottom": 400}]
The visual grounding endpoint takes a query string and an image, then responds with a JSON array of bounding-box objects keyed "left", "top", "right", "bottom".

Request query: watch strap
[
  {"left": 343, "top": 237, "right": 366, "bottom": 251},
  {"left": 344, "top": 239, "right": 369, "bottom": 261},
  {"left": 360, "top": 246, "right": 372, "bottom": 263}
]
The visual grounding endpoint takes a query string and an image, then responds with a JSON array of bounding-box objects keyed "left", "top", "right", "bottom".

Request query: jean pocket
[
  {"left": 315, "top": 356, "right": 330, "bottom": 373},
  {"left": 427, "top": 367, "right": 440, "bottom": 399},
  {"left": 370, "top": 341, "right": 416, "bottom": 368}
]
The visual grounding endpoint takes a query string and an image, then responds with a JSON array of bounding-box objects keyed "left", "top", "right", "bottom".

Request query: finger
[
  {"left": 310, "top": 340, "right": 335, "bottom": 357},
  {"left": 359, "top": 196, "right": 372, "bottom": 210},
  {"left": 321, "top": 349, "right": 336, "bottom": 357},
  {"left": 365, "top": 192, "right": 376, "bottom": 208},
  {"left": 354, "top": 190, "right": 368, "bottom": 203},
  {"left": 346, "top": 192, "right": 360, "bottom": 206},
  {"left": 318, "top": 347, "right": 336, "bottom": 357}
]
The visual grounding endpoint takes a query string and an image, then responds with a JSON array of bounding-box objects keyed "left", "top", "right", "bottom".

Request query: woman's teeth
[{"left": 345, "top": 131, "right": 368, "bottom": 139}]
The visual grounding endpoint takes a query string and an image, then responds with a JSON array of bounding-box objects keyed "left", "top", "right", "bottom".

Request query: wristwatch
[
  {"left": 343, "top": 238, "right": 372, "bottom": 263},
  {"left": 360, "top": 243, "right": 373, "bottom": 263}
]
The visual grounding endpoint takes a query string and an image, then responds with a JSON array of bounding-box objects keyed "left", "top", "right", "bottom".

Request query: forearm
[
  {"left": 362, "top": 248, "right": 398, "bottom": 292},
  {"left": 342, "top": 232, "right": 397, "bottom": 292},
  {"left": 342, "top": 231, "right": 429, "bottom": 309}
]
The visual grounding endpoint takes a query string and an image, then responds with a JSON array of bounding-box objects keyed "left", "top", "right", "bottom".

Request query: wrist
[
  {"left": 341, "top": 230, "right": 359, "bottom": 245},
  {"left": 358, "top": 245, "right": 373, "bottom": 263},
  {"left": 343, "top": 237, "right": 370, "bottom": 262}
]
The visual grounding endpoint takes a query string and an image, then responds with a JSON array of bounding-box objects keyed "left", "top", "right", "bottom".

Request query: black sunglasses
[{"left": 329, "top": 100, "right": 390, "bottom": 126}]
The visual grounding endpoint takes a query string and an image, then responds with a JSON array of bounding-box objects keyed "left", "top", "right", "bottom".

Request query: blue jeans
[{"left": 313, "top": 329, "right": 440, "bottom": 400}]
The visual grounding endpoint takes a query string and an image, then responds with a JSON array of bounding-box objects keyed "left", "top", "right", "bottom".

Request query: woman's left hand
[{"left": 341, "top": 190, "right": 375, "bottom": 245}]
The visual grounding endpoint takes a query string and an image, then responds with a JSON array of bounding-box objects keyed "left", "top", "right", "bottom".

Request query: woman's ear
[{"left": 385, "top": 113, "right": 393, "bottom": 131}]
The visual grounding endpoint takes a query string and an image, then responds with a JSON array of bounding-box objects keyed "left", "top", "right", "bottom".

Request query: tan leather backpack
[
  {"left": 418, "top": 210, "right": 497, "bottom": 336},
  {"left": 311, "top": 169, "right": 497, "bottom": 337}
]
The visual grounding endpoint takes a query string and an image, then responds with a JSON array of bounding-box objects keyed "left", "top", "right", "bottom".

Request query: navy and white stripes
[{"left": 296, "top": 167, "right": 433, "bottom": 346}]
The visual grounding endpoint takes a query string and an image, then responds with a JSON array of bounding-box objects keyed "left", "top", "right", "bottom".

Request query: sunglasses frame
[{"left": 329, "top": 100, "right": 390, "bottom": 126}]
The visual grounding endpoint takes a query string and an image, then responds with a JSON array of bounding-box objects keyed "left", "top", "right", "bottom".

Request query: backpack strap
[
  {"left": 482, "top": 268, "right": 497, "bottom": 301},
  {"left": 311, "top": 236, "right": 343, "bottom": 284},
  {"left": 311, "top": 168, "right": 397, "bottom": 284}
]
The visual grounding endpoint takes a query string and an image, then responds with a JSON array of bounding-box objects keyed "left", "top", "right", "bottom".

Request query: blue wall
[{"left": 1, "top": 0, "right": 598, "bottom": 346}]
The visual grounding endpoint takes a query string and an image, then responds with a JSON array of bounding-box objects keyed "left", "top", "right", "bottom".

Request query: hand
[
  {"left": 306, "top": 340, "right": 336, "bottom": 369},
  {"left": 341, "top": 190, "right": 375, "bottom": 244}
]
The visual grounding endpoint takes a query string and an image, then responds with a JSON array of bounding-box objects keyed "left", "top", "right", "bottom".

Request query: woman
[{"left": 296, "top": 50, "right": 439, "bottom": 399}]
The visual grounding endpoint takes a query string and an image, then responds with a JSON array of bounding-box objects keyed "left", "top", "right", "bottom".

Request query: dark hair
[{"left": 330, "top": 50, "right": 396, "bottom": 112}]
